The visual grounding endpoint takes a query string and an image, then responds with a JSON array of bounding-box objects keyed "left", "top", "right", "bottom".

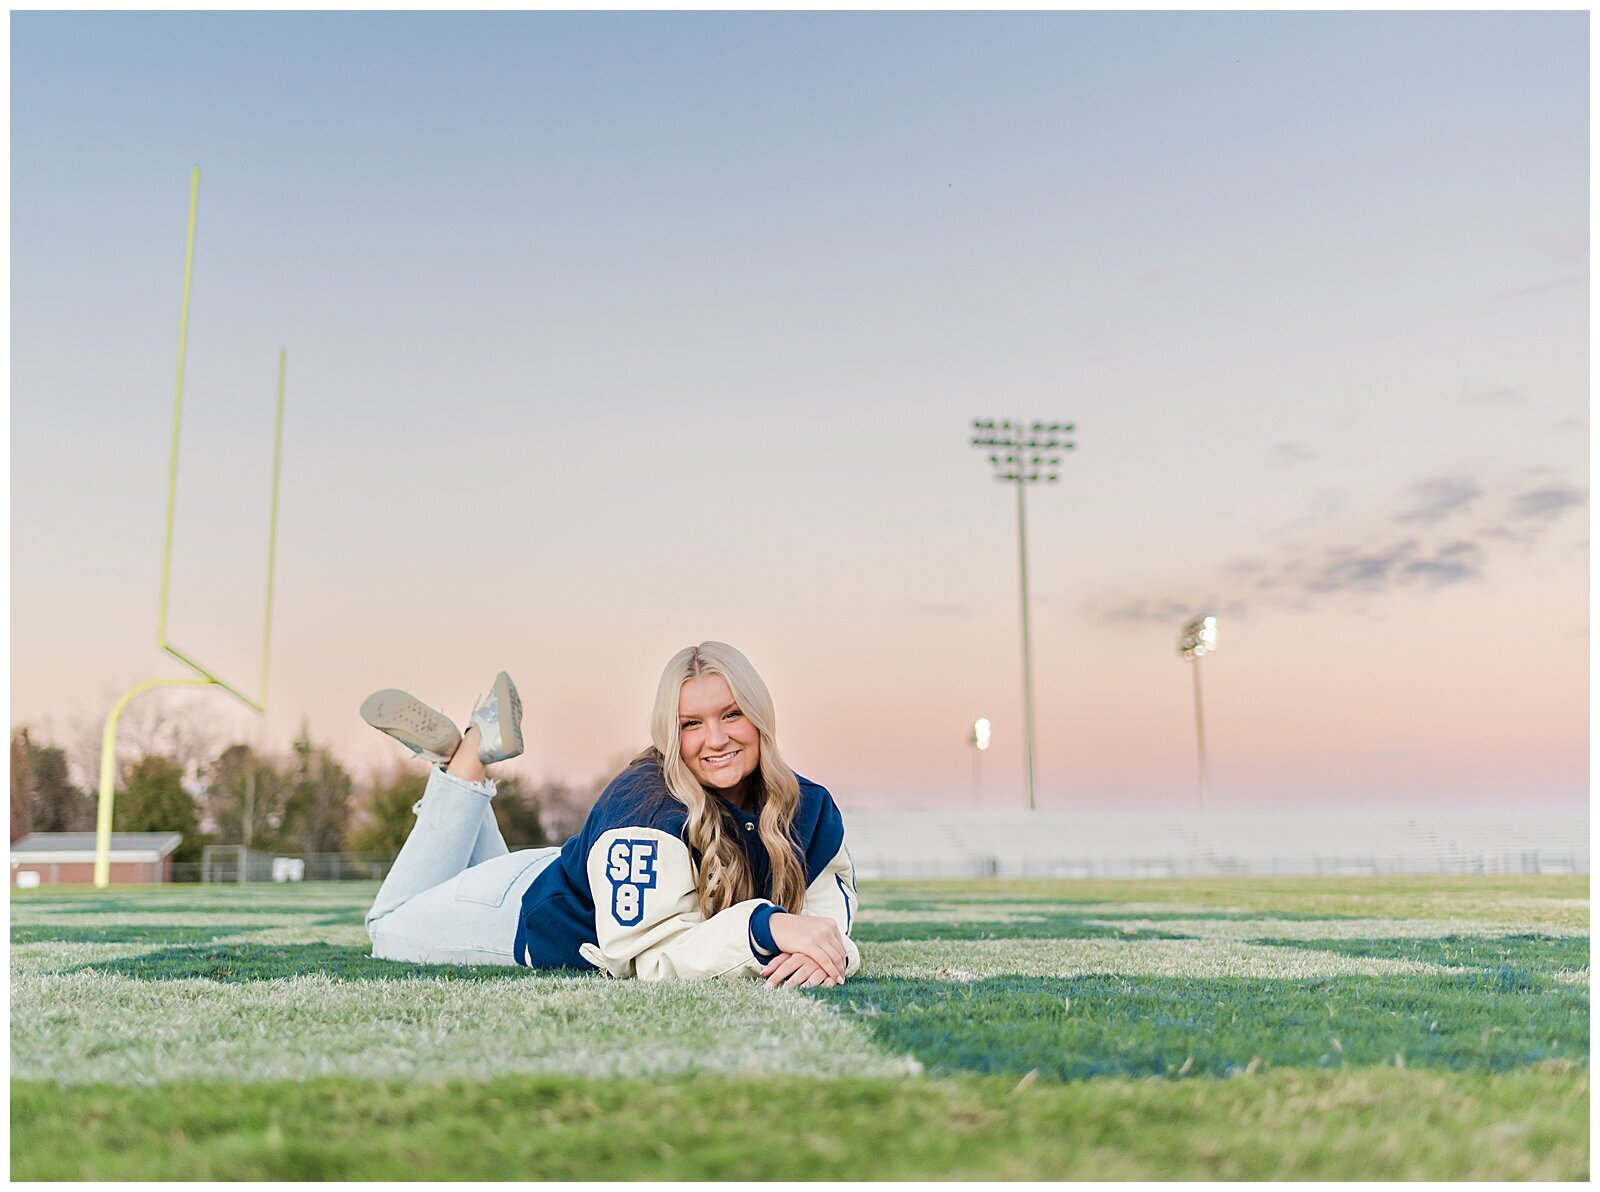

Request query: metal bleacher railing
[{"left": 838, "top": 809, "right": 1588, "bottom": 881}]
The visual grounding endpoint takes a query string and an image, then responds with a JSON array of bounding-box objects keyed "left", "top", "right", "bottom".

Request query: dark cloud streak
[
  {"left": 1510, "top": 485, "right": 1586, "bottom": 520},
  {"left": 1393, "top": 475, "right": 1482, "bottom": 526},
  {"left": 1088, "top": 472, "right": 1582, "bottom": 627}
]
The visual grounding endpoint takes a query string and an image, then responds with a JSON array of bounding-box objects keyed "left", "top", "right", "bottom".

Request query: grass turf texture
[
  {"left": 12, "top": 874, "right": 1587, "bottom": 1179},
  {"left": 815, "top": 971, "right": 1587, "bottom": 1079},
  {"left": 13, "top": 1067, "right": 1586, "bottom": 1181},
  {"left": 11, "top": 923, "right": 278, "bottom": 945}
]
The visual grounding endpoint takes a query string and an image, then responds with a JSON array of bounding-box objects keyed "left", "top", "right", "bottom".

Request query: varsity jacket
[{"left": 514, "top": 757, "right": 860, "bottom": 981}]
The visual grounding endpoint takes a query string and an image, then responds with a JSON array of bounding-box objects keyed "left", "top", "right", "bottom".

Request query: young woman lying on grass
[{"left": 359, "top": 641, "right": 859, "bottom": 987}]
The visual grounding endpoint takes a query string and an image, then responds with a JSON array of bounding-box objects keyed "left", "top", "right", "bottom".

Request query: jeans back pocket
[{"left": 456, "top": 848, "right": 557, "bottom": 909}]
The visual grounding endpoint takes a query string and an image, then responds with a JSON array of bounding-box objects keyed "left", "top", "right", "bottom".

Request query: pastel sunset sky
[{"left": 10, "top": 11, "right": 1589, "bottom": 813}]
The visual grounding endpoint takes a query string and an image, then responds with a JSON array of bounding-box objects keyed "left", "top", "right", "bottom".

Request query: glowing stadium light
[
  {"left": 1177, "top": 615, "right": 1219, "bottom": 810},
  {"left": 968, "top": 717, "right": 993, "bottom": 804},
  {"left": 1178, "top": 614, "right": 1217, "bottom": 659}
]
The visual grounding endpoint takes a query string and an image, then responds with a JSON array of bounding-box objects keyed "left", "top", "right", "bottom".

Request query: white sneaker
[
  {"left": 359, "top": 689, "right": 462, "bottom": 763},
  {"left": 469, "top": 671, "right": 524, "bottom": 765}
]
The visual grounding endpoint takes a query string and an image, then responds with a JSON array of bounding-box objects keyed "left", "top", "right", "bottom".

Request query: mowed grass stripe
[
  {"left": 1249, "top": 933, "right": 1591, "bottom": 975},
  {"left": 853, "top": 914, "right": 1196, "bottom": 942},
  {"left": 814, "top": 972, "right": 1588, "bottom": 1080},
  {"left": 12, "top": 1067, "right": 1587, "bottom": 1181},
  {"left": 858, "top": 937, "right": 1518, "bottom": 982},
  {"left": 9, "top": 969, "right": 917, "bottom": 1086},
  {"left": 12, "top": 897, "right": 369, "bottom": 918},
  {"left": 62, "top": 942, "right": 526, "bottom": 983},
  {"left": 861, "top": 876, "right": 1590, "bottom": 929},
  {"left": 865, "top": 900, "right": 1353, "bottom": 922},
  {"left": 11, "top": 924, "right": 279, "bottom": 945}
]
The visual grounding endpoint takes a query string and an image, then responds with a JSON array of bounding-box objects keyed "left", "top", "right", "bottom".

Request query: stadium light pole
[
  {"left": 1178, "top": 615, "right": 1218, "bottom": 812},
  {"left": 969, "top": 418, "right": 1075, "bottom": 811}
]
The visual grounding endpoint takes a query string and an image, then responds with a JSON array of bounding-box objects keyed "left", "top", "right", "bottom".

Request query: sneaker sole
[
  {"left": 482, "top": 671, "right": 524, "bottom": 763},
  {"left": 360, "top": 689, "right": 461, "bottom": 761}
]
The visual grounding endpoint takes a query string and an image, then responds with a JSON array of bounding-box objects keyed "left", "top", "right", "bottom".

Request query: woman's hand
[
  {"left": 767, "top": 912, "right": 847, "bottom": 984},
  {"left": 761, "top": 952, "right": 838, "bottom": 989}
]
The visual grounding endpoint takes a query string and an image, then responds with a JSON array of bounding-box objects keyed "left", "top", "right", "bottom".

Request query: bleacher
[{"left": 840, "top": 808, "right": 1588, "bottom": 880}]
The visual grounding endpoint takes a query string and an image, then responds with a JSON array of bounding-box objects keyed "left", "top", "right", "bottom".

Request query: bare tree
[
  {"left": 117, "top": 690, "right": 228, "bottom": 779},
  {"left": 57, "top": 686, "right": 232, "bottom": 799},
  {"left": 347, "top": 763, "right": 428, "bottom": 859},
  {"left": 285, "top": 724, "right": 352, "bottom": 856},
  {"left": 11, "top": 729, "right": 35, "bottom": 842},
  {"left": 204, "top": 743, "right": 294, "bottom": 851},
  {"left": 538, "top": 751, "right": 640, "bottom": 844},
  {"left": 11, "top": 727, "right": 92, "bottom": 835}
]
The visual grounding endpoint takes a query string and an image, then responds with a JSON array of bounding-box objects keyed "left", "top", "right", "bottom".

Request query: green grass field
[{"left": 11, "top": 875, "right": 1588, "bottom": 1179}]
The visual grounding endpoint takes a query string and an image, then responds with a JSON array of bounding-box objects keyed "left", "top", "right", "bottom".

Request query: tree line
[{"left": 9, "top": 721, "right": 602, "bottom": 868}]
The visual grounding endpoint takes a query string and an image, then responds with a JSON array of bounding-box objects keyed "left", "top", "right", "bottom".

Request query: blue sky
[{"left": 10, "top": 11, "right": 1589, "bottom": 811}]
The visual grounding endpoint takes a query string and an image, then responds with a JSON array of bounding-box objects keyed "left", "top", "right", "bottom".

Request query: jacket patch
[{"left": 605, "top": 838, "right": 659, "bottom": 926}]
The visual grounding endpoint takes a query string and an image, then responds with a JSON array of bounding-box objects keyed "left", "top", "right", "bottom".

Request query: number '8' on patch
[{"left": 606, "top": 838, "right": 658, "bottom": 926}]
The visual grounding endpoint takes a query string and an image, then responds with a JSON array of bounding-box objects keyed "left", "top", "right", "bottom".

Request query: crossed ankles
[{"left": 359, "top": 671, "right": 524, "bottom": 767}]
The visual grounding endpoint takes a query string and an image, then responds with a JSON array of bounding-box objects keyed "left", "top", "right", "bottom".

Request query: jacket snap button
[{"left": 744, "top": 822, "right": 754, "bottom": 831}]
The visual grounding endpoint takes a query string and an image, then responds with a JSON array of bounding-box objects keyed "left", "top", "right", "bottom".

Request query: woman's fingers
[
  {"left": 783, "top": 962, "right": 817, "bottom": 989},
  {"left": 788, "top": 940, "right": 842, "bottom": 983},
  {"left": 765, "top": 950, "right": 843, "bottom": 988},
  {"left": 763, "top": 916, "right": 850, "bottom": 984},
  {"left": 807, "top": 947, "right": 845, "bottom": 985},
  {"left": 820, "top": 924, "right": 846, "bottom": 971},
  {"left": 760, "top": 952, "right": 792, "bottom": 978},
  {"left": 764, "top": 953, "right": 808, "bottom": 989},
  {"left": 822, "top": 927, "right": 846, "bottom": 973},
  {"left": 784, "top": 960, "right": 836, "bottom": 989},
  {"left": 764, "top": 953, "right": 842, "bottom": 989}
]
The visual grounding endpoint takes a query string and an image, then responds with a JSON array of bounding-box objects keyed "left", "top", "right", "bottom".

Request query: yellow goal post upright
[{"left": 93, "top": 168, "right": 287, "bottom": 887}]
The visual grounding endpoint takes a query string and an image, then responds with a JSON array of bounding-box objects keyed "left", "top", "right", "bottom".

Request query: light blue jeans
[{"left": 365, "top": 766, "right": 561, "bottom": 966}]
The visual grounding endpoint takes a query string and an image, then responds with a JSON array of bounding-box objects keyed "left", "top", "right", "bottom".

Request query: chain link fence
[{"left": 174, "top": 850, "right": 394, "bottom": 883}]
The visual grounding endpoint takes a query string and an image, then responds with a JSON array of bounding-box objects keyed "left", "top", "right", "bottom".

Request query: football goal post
[{"left": 93, "top": 168, "right": 288, "bottom": 887}]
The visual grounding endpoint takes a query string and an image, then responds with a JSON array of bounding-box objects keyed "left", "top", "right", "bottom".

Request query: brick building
[{"left": 10, "top": 832, "right": 182, "bottom": 887}]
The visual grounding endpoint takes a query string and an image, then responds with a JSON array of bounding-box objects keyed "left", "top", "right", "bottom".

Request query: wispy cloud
[
  {"left": 1304, "top": 542, "right": 1415, "bottom": 593},
  {"left": 1393, "top": 475, "right": 1482, "bottom": 526},
  {"left": 1397, "top": 540, "right": 1485, "bottom": 587},
  {"left": 1272, "top": 441, "right": 1319, "bottom": 464},
  {"left": 1095, "top": 597, "right": 1250, "bottom": 628},
  {"left": 1510, "top": 484, "right": 1586, "bottom": 520},
  {"left": 1260, "top": 487, "right": 1348, "bottom": 542},
  {"left": 1303, "top": 539, "right": 1483, "bottom": 593},
  {"left": 1087, "top": 470, "right": 1583, "bottom": 626}
]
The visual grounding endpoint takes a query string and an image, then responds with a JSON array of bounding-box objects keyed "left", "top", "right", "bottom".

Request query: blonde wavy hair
[{"left": 643, "top": 641, "right": 807, "bottom": 918}]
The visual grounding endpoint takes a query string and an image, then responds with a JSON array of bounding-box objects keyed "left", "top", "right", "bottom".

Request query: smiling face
[{"left": 677, "top": 672, "right": 762, "bottom": 793}]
